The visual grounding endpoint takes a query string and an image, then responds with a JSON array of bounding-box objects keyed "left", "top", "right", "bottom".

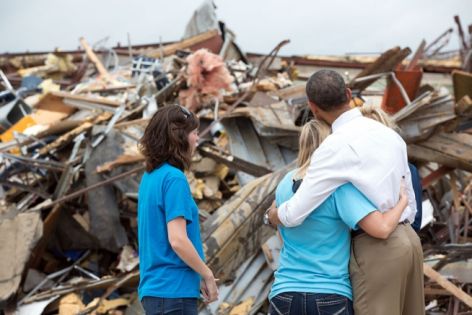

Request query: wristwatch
[{"left": 263, "top": 208, "right": 271, "bottom": 225}]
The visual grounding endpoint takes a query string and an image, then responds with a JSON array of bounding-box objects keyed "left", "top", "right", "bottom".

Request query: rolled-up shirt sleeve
[{"left": 277, "top": 144, "right": 358, "bottom": 227}]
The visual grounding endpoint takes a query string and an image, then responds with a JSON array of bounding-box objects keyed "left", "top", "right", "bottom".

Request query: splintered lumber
[
  {"left": 268, "top": 84, "right": 305, "bottom": 100},
  {"left": 202, "top": 164, "right": 292, "bottom": 282},
  {"left": 198, "top": 143, "right": 272, "bottom": 177},
  {"left": 21, "top": 271, "right": 139, "bottom": 304},
  {"left": 349, "top": 46, "right": 411, "bottom": 91},
  {"left": 406, "top": 39, "right": 426, "bottom": 70},
  {"left": 96, "top": 154, "right": 144, "bottom": 173},
  {"left": 421, "top": 166, "right": 453, "bottom": 188},
  {"left": 52, "top": 91, "right": 122, "bottom": 107},
  {"left": 80, "top": 37, "right": 111, "bottom": 80},
  {"left": 423, "top": 263, "right": 472, "bottom": 308},
  {"left": 145, "top": 29, "right": 220, "bottom": 58},
  {"left": 408, "top": 133, "right": 472, "bottom": 172},
  {"left": 201, "top": 176, "right": 268, "bottom": 239},
  {"left": 38, "top": 112, "right": 112, "bottom": 156},
  {"left": 395, "top": 90, "right": 456, "bottom": 142}
]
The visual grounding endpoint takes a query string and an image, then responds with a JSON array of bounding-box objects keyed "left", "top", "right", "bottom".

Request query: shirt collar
[{"left": 331, "top": 108, "right": 362, "bottom": 132}]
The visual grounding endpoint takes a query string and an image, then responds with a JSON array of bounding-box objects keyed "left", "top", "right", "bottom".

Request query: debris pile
[{"left": 0, "top": 2, "right": 471, "bottom": 314}]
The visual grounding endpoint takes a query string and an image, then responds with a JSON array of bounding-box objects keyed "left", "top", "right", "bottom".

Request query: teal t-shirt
[
  {"left": 269, "top": 170, "right": 377, "bottom": 300},
  {"left": 138, "top": 163, "right": 204, "bottom": 300}
]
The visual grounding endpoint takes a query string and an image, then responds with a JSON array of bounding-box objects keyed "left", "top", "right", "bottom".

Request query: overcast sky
[{"left": 2, "top": 0, "right": 471, "bottom": 56}]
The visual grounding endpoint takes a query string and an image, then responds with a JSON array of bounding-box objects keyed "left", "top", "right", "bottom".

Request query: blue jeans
[
  {"left": 141, "top": 297, "right": 198, "bottom": 315},
  {"left": 269, "top": 292, "right": 354, "bottom": 315}
]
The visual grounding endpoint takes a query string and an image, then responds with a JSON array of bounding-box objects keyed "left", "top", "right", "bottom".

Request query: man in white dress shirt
[{"left": 267, "top": 70, "right": 424, "bottom": 315}]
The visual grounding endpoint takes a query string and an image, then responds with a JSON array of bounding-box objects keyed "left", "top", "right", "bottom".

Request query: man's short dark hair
[{"left": 306, "top": 70, "right": 348, "bottom": 111}]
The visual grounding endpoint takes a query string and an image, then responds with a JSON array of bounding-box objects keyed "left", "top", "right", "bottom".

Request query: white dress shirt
[{"left": 278, "top": 108, "right": 417, "bottom": 227}]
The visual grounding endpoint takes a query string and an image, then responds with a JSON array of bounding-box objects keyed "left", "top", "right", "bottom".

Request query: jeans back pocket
[
  {"left": 269, "top": 293, "right": 293, "bottom": 315},
  {"left": 316, "top": 294, "right": 350, "bottom": 315}
]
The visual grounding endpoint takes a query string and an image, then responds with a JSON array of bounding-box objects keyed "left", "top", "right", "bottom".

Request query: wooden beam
[
  {"left": 450, "top": 172, "right": 461, "bottom": 211},
  {"left": 96, "top": 154, "right": 144, "bottom": 174},
  {"left": 38, "top": 112, "right": 112, "bottom": 156},
  {"left": 198, "top": 143, "right": 273, "bottom": 177},
  {"left": 423, "top": 263, "right": 472, "bottom": 308},
  {"left": 421, "top": 166, "right": 453, "bottom": 188},
  {"left": 146, "top": 30, "right": 220, "bottom": 58},
  {"left": 51, "top": 91, "right": 122, "bottom": 107},
  {"left": 202, "top": 166, "right": 291, "bottom": 282},
  {"left": 349, "top": 47, "right": 411, "bottom": 91},
  {"left": 79, "top": 37, "right": 111, "bottom": 80},
  {"left": 424, "top": 287, "right": 452, "bottom": 296},
  {"left": 406, "top": 39, "right": 426, "bottom": 70},
  {"left": 408, "top": 143, "right": 472, "bottom": 173}
]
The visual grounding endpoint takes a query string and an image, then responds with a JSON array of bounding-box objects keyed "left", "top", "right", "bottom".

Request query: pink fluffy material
[{"left": 179, "top": 49, "right": 233, "bottom": 111}]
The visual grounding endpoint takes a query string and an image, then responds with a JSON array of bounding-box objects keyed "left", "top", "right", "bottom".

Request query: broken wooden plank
[
  {"left": 406, "top": 39, "right": 426, "bottom": 70},
  {"left": 450, "top": 172, "right": 462, "bottom": 211},
  {"left": 408, "top": 143, "right": 472, "bottom": 173},
  {"left": 408, "top": 132, "right": 472, "bottom": 172},
  {"left": 79, "top": 37, "right": 111, "bottom": 80},
  {"left": 145, "top": 30, "right": 221, "bottom": 58},
  {"left": 268, "top": 84, "right": 305, "bottom": 100},
  {"left": 423, "top": 263, "right": 472, "bottom": 308},
  {"left": 349, "top": 47, "right": 411, "bottom": 91},
  {"left": 38, "top": 112, "right": 112, "bottom": 156},
  {"left": 421, "top": 166, "right": 453, "bottom": 189},
  {"left": 203, "top": 165, "right": 291, "bottom": 282},
  {"left": 96, "top": 154, "right": 144, "bottom": 173},
  {"left": 424, "top": 287, "right": 452, "bottom": 296},
  {"left": 198, "top": 143, "right": 272, "bottom": 177},
  {"left": 420, "top": 133, "right": 472, "bottom": 163},
  {"left": 52, "top": 91, "right": 122, "bottom": 107}
]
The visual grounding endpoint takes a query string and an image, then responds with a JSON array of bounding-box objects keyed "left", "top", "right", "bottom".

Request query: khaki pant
[{"left": 349, "top": 224, "right": 425, "bottom": 315}]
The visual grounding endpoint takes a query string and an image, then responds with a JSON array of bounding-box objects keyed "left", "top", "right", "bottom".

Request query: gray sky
[{"left": 2, "top": 0, "right": 471, "bottom": 55}]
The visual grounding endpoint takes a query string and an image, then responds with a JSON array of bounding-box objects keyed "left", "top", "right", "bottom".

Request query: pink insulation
[{"left": 179, "top": 49, "right": 233, "bottom": 111}]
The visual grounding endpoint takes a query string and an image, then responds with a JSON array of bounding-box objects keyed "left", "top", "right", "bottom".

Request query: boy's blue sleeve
[
  {"left": 334, "top": 183, "right": 377, "bottom": 230},
  {"left": 163, "top": 176, "right": 194, "bottom": 223}
]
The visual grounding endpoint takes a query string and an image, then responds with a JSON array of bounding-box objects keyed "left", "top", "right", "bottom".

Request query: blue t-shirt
[
  {"left": 269, "top": 170, "right": 377, "bottom": 300},
  {"left": 138, "top": 163, "right": 204, "bottom": 300}
]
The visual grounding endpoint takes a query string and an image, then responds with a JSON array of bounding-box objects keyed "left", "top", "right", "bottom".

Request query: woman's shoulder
[
  {"left": 275, "top": 169, "right": 297, "bottom": 204},
  {"left": 278, "top": 169, "right": 296, "bottom": 189},
  {"left": 147, "top": 163, "right": 186, "bottom": 181}
]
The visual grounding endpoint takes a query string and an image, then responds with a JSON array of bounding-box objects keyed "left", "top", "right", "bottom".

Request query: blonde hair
[
  {"left": 359, "top": 104, "right": 398, "bottom": 130},
  {"left": 294, "top": 119, "right": 331, "bottom": 179}
]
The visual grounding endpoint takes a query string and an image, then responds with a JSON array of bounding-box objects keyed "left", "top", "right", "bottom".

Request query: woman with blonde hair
[{"left": 268, "top": 119, "right": 409, "bottom": 315}]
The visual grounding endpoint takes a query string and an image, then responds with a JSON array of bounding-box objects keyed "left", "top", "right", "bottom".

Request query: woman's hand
[
  {"left": 200, "top": 271, "right": 219, "bottom": 303},
  {"left": 358, "top": 177, "right": 410, "bottom": 239},
  {"left": 168, "top": 218, "right": 219, "bottom": 302}
]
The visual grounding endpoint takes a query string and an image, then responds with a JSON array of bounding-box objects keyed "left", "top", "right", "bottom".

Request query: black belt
[{"left": 351, "top": 220, "right": 410, "bottom": 238}]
